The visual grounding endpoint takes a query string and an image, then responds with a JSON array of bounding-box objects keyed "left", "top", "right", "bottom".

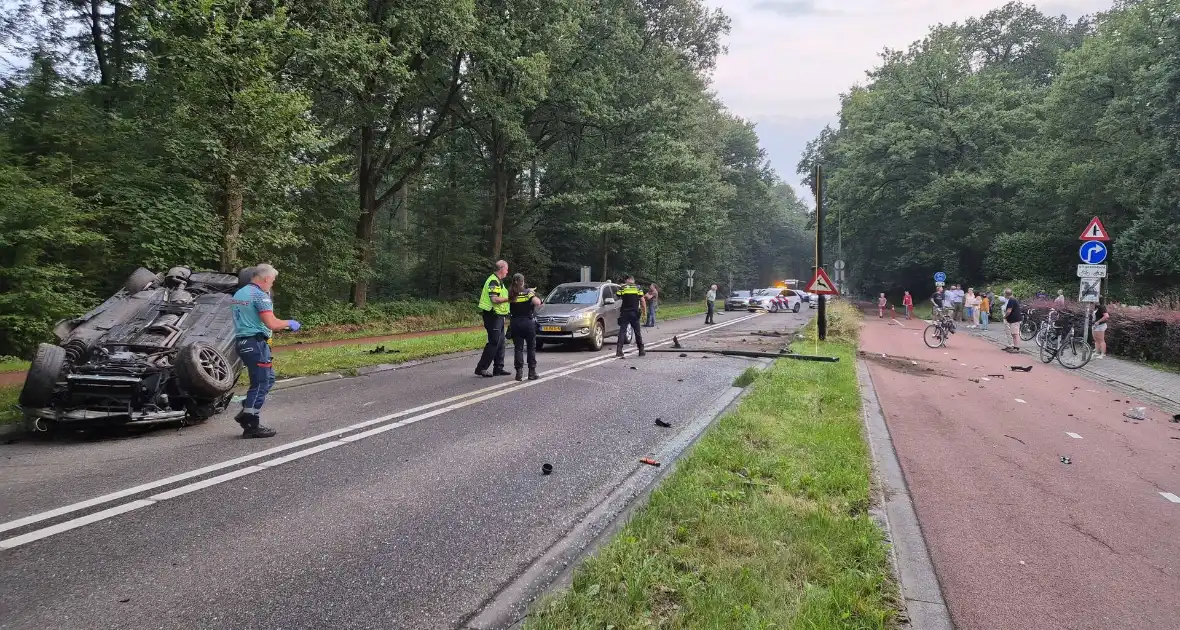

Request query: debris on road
[
  {"left": 651, "top": 348, "right": 839, "bottom": 362},
  {"left": 1005, "top": 435, "right": 1027, "bottom": 445},
  {"left": 639, "top": 457, "right": 661, "bottom": 467},
  {"left": 1171, "top": 414, "right": 1180, "bottom": 424},
  {"left": 629, "top": 366, "right": 637, "bottom": 370},
  {"left": 368, "top": 345, "right": 401, "bottom": 355},
  {"left": 750, "top": 331, "right": 783, "bottom": 338},
  {"left": 968, "top": 378, "right": 981, "bottom": 383},
  {"left": 987, "top": 374, "right": 1006, "bottom": 379},
  {"left": 1010, "top": 365, "right": 1033, "bottom": 372},
  {"left": 679, "top": 353, "right": 688, "bottom": 358},
  {"left": 655, "top": 418, "right": 672, "bottom": 428},
  {"left": 1060, "top": 456, "right": 1072, "bottom": 465},
  {"left": 541, "top": 463, "right": 553, "bottom": 475},
  {"left": 1123, "top": 407, "right": 1149, "bottom": 421},
  {"left": 672, "top": 335, "right": 682, "bottom": 349}
]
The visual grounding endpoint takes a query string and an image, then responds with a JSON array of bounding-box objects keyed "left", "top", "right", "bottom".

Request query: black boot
[
  {"left": 615, "top": 349, "right": 624, "bottom": 358},
  {"left": 515, "top": 368, "right": 523, "bottom": 382},
  {"left": 234, "top": 409, "right": 255, "bottom": 428},
  {"left": 528, "top": 368, "right": 539, "bottom": 381},
  {"left": 638, "top": 346, "right": 646, "bottom": 357},
  {"left": 493, "top": 367, "right": 512, "bottom": 377}
]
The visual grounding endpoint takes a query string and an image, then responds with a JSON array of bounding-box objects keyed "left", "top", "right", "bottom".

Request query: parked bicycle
[
  {"left": 923, "top": 307, "right": 956, "bottom": 348},
  {"left": 1019, "top": 307, "right": 1040, "bottom": 341},
  {"left": 1038, "top": 310, "right": 1092, "bottom": 369}
]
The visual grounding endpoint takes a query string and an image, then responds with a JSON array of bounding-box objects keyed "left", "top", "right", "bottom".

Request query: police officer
[
  {"left": 507, "top": 273, "right": 542, "bottom": 381},
  {"left": 231, "top": 264, "right": 300, "bottom": 438},
  {"left": 475, "top": 260, "right": 512, "bottom": 378},
  {"left": 615, "top": 275, "right": 646, "bottom": 359}
]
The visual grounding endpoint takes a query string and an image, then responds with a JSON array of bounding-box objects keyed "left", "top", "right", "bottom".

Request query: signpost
[
  {"left": 1077, "top": 217, "right": 1111, "bottom": 342},
  {"left": 686, "top": 269, "right": 695, "bottom": 301},
  {"left": 814, "top": 165, "right": 826, "bottom": 340},
  {"left": 580, "top": 266, "right": 591, "bottom": 283}
]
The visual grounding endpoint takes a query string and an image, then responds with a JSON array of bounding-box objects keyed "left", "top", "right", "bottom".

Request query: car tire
[
  {"left": 19, "top": 343, "right": 66, "bottom": 408},
  {"left": 586, "top": 320, "right": 605, "bottom": 351},
  {"left": 793, "top": 303, "right": 801, "bottom": 313},
  {"left": 536, "top": 339, "right": 545, "bottom": 351},
  {"left": 175, "top": 343, "right": 236, "bottom": 398},
  {"left": 123, "top": 267, "right": 159, "bottom": 295}
]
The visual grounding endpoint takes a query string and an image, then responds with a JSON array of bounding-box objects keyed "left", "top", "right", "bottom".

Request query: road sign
[
  {"left": 1079, "top": 241, "right": 1108, "bottom": 265},
  {"left": 1079, "top": 277, "right": 1101, "bottom": 303},
  {"left": 935, "top": 281, "right": 946, "bottom": 287},
  {"left": 834, "top": 268, "right": 844, "bottom": 282},
  {"left": 579, "top": 266, "right": 591, "bottom": 282},
  {"left": 806, "top": 268, "right": 838, "bottom": 295},
  {"left": 834, "top": 259, "right": 846, "bottom": 271},
  {"left": 686, "top": 277, "right": 694, "bottom": 288},
  {"left": 934, "top": 271, "right": 947, "bottom": 283},
  {"left": 1079, "top": 216, "right": 1110, "bottom": 241},
  {"left": 686, "top": 269, "right": 695, "bottom": 278},
  {"left": 1077, "top": 264, "right": 1107, "bottom": 278}
]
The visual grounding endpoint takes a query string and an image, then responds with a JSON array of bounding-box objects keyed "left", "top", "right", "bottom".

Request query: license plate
[{"left": 541, "top": 326, "right": 562, "bottom": 332}]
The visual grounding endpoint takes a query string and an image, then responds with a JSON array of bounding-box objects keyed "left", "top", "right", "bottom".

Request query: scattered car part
[
  {"left": 541, "top": 463, "right": 553, "bottom": 475},
  {"left": 640, "top": 457, "right": 661, "bottom": 467},
  {"left": 648, "top": 348, "right": 839, "bottom": 362},
  {"left": 1010, "top": 365, "right": 1033, "bottom": 372},
  {"left": 655, "top": 418, "right": 672, "bottom": 428}
]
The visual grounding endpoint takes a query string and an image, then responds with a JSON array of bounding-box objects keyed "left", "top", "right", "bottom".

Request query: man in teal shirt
[{"left": 231, "top": 264, "right": 301, "bottom": 438}]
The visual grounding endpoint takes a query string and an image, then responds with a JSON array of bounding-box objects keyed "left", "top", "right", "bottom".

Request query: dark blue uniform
[
  {"left": 615, "top": 283, "right": 646, "bottom": 357},
  {"left": 510, "top": 290, "right": 539, "bottom": 380}
]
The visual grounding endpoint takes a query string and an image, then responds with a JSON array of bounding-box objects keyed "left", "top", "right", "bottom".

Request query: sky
[{"left": 707, "top": 0, "right": 1115, "bottom": 201}]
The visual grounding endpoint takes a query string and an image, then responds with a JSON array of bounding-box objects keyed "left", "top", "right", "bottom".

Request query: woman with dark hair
[{"left": 508, "top": 273, "right": 543, "bottom": 381}]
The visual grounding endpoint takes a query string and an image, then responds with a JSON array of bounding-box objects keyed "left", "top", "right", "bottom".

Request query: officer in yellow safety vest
[
  {"left": 615, "top": 275, "right": 647, "bottom": 359},
  {"left": 475, "top": 260, "right": 513, "bottom": 377}
]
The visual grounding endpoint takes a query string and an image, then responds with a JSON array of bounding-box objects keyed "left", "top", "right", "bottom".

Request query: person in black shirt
[
  {"left": 1092, "top": 299, "right": 1110, "bottom": 359},
  {"left": 931, "top": 286, "right": 947, "bottom": 312},
  {"left": 507, "top": 273, "right": 543, "bottom": 381},
  {"left": 616, "top": 275, "right": 647, "bottom": 358},
  {"left": 1002, "top": 288, "right": 1022, "bottom": 350}
]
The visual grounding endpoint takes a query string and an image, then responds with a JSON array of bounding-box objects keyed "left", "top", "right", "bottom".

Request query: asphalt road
[
  {"left": 860, "top": 317, "right": 1180, "bottom": 630},
  {"left": 0, "top": 308, "right": 812, "bottom": 630}
]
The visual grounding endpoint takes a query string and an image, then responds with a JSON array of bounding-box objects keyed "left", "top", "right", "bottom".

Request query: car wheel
[
  {"left": 123, "top": 267, "right": 159, "bottom": 295},
  {"left": 586, "top": 320, "right": 605, "bottom": 351},
  {"left": 18, "top": 343, "right": 66, "bottom": 408},
  {"left": 536, "top": 339, "right": 545, "bottom": 351},
  {"left": 793, "top": 302, "right": 801, "bottom": 313},
  {"left": 175, "top": 343, "right": 236, "bottom": 398}
]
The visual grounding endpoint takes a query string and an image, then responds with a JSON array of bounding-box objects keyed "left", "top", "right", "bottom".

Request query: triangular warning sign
[
  {"left": 1079, "top": 216, "right": 1110, "bottom": 241},
  {"left": 806, "top": 268, "right": 838, "bottom": 295}
]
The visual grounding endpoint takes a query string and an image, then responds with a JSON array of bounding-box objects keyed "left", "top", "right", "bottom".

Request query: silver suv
[{"left": 535, "top": 282, "right": 635, "bottom": 351}]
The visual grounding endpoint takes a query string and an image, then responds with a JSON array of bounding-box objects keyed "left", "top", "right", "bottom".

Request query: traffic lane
[
  {"left": 0, "top": 337, "right": 772, "bottom": 630},
  {"left": 0, "top": 313, "right": 748, "bottom": 525},
  {"left": 861, "top": 320, "right": 1180, "bottom": 630}
]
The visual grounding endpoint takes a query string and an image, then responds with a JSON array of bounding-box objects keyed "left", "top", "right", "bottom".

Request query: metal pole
[{"left": 815, "top": 164, "right": 826, "bottom": 341}]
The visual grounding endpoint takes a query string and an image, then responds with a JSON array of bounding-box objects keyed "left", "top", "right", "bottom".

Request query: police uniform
[
  {"left": 476, "top": 273, "right": 511, "bottom": 376},
  {"left": 616, "top": 282, "right": 646, "bottom": 358},
  {"left": 510, "top": 289, "right": 540, "bottom": 381}
]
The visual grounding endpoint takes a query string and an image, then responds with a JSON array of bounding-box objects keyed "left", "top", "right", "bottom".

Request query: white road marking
[
  {"left": 1015, "top": 399, "right": 1027, "bottom": 404},
  {"left": 1161, "top": 492, "right": 1180, "bottom": 504},
  {"left": 0, "top": 500, "right": 156, "bottom": 550},
  {"left": 1066, "top": 432, "right": 1083, "bottom": 439},
  {"left": 0, "top": 313, "right": 764, "bottom": 549}
]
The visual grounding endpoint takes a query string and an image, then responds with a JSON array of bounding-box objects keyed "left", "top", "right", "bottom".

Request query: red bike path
[{"left": 861, "top": 317, "right": 1179, "bottom": 630}]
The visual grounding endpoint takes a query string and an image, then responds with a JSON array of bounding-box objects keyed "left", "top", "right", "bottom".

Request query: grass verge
[
  {"left": 525, "top": 302, "right": 899, "bottom": 629},
  {"left": 1, "top": 385, "right": 19, "bottom": 426},
  {"left": 0, "top": 356, "right": 30, "bottom": 374},
  {"left": 272, "top": 330, "right": 488, "bottom": 378}
]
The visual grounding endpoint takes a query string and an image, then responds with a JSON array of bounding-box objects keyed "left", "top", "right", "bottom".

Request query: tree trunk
[
  {"left": 601, "top": 234, "right": 609, "bottom": 281},
  {"left": 394, "top": 182, "right": 410, "bottom": 268},
  {"left": 351, "top": 125, "right": 377, "bottom": 308},
  {"left": 219, "top": 174, "right": 243, "bottom": 272},
  {"left": 490, "top": 140, "right": 510, "bottom": 260},
  {"left": 89, "top": 0, "right": 111, "bottom": 87},
  {"left": 112, "top": 3, "right": 124, "bottom": 87}
]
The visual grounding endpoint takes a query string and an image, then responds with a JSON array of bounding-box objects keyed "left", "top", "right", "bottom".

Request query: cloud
[{"left": 750, "top": 1, "right": 837, "bottom": 17}]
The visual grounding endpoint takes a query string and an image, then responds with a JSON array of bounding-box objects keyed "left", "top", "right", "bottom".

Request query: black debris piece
[
  {"left": 655, "top": 418, "right": 672, "bottom": 428},
  {"left": 1010, "top": 365, "right": 1033, "bottom": 372},
  {"left": 679, "top": 353, "right": 688, "bottom": 358},
  {"left": 541, "top": 463, "right": 553, "bottom": 475},
  {"left": 629, "top": 366, "right": 637, "bottom": 370},
  {"left": 1059, "top": 456, "right": 1072, "bottom": 465},
  {"left": 672, "top": 335, "right": 682, "bottom": 349},
  {"left": 1171, "top": 414, "right": 1179, "bottom": 424},
  {"left": 368, "top": 345, "right": 401, "bottom": 355}
]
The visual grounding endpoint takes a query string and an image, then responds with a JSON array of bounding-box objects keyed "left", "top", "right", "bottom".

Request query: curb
[
  {"left": 857, "top": 359, "right": 954, "bottom": 630},
  {"left": 462, "top": 360, "right": 770, "bottom": 630}
]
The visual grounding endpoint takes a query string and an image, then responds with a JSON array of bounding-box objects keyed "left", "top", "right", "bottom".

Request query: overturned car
[{"left": 19, "top": 267, "right": 247, "bottom": 430}]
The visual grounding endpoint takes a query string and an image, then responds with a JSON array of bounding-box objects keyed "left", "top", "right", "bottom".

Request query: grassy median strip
[{"left": 525, "top": 304, "right": 900, "bottom": 629}]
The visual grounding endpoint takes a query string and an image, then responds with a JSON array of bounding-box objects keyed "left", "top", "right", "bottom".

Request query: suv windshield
[{"left": 546, "top": 286, "right": 601, "bottom": 305}]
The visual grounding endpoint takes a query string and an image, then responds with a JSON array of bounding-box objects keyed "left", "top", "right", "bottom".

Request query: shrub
[{"left": 1021, "top": 298, "right": 1180, "bottom": 368}]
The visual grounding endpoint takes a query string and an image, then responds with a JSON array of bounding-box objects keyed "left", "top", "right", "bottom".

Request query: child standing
[
  {"left": 903, "top": 291, "right": 913, "bottom": 319},
  {"left": 878, "top": 293, "right": 887, "bottom": 318}
]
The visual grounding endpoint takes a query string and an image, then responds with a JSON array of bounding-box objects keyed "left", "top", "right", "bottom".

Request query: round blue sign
[
  {"left": 934, "top": 272, "right": 947, "bottom": 283},
  {"left": 1079, "top": 241, "right": 1108, "bottom": 265}
]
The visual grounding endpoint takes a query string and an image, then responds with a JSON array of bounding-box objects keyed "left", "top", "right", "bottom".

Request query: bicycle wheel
[
  {"left": 923, "top": 325, "right": 945, "bottom": 348},
  {"left": 1020, "top": 319, "right": 1037, "bottom": 341},
  {"left": 1039, "top": 336, "right": 1057, "bottom": 363},
  {"left": 1057, "top": 338, "right": 1092, "bottom": 369},
  {"left": 1034, "top": 325, "right": 1049, "bottom": 348}
]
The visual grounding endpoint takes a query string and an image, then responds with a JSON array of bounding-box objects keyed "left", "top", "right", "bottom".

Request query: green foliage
[
  {"left": 802, "top": 0, "right": 1180, "bottom": 302},
  {"left": 0, "top": 0, "right": 813, "bottom": 356}
]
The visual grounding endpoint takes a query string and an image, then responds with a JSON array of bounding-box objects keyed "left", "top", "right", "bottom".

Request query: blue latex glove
[{"left": 288, "top": 320, "right": 302, "bottom": 332}]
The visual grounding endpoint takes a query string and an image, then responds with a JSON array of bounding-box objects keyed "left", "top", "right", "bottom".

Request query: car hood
[{"left": 537, "top": 304, "right": 596, "bottom": 316}]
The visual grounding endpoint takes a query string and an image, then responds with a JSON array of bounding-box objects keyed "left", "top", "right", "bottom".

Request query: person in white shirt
[{"left": 1055, "top": 290, "right": 1066, "bottom": 305}]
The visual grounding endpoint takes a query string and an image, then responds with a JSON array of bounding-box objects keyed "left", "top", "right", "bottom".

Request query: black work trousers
[
  {"left": 705, "top": 300, "right": 716, "bottom": 324},
  {"left": 477, "top": 310, "right": 506, "bottom": 371},
  {"left": 616, "top": 310, "right": 644, "bottom": 354},
  {"left": 510, "top": 317, "right": 537, "bottom": 370}
]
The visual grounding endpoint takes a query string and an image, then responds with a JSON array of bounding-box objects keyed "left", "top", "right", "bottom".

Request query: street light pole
[{"left": 815, "top": 164, "right": 826, "bottom": 341}]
